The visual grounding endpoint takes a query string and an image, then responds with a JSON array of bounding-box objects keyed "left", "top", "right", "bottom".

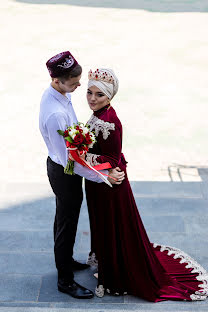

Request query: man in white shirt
[{"left": 39, "top": 51, "right": 124, "bottom": 299}]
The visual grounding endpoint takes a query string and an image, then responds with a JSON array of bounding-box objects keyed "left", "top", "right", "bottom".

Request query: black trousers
[{"left": 47, "top": 157, "right": 83, "bottom": 282}]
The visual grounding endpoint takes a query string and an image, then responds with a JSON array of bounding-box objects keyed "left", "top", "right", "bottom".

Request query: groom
[{"left": 39, "top": 51, "right": 124, "bottom": 299}]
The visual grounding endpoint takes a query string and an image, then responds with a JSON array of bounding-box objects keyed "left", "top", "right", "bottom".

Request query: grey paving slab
[
  {"left": 0, "top": 197, "right": 56, "bottom": 231},
  {"left": 76, "top": 211, "right": 90, "bottom": 231},
  {"left": 0, "top": 304, "right": 208, "bottom": 312},
  {"left": 0, "top": 253, "right": 55, "bottom": 275},
  {"left": 141, "top": 216, "right": 185, "bottom": 232},
  {"left": 0, "top": 213, "right": 53, "bottom": 231},
  {"left": 0, "top": 303, "right": 51, "bottom": 307},
  {"left": 75, "top": 230, "right": 90, "bottom": 253},
  {"left": 130, "top": 182, "right": 203, "bottom": 198},
  {"left": 148, "top": 233, "right": 208, "bottom": 254},
  {"left": 0, "top": 274, "right": 41, "bottom": 302},
  {"left": 184, "top": 216, "right": 208, "bottom": 235},
  {"left": 38, "top": 271, "right": 124, "bottom": 304},
  {"left": 137, "top": 302, "right": 208, "bottom": 311},
  {"left": 0, "top": 197, "right": 55, "bottom": 215},
  {"left": 125, "top": 294, "right": 208, "bottom": 307},
  {"left": 135, "top": 198, "right": 208, "bottom": 216},
  {"left": 0, "top": 197, "right": 87, "bottom": 231},
  {"left": 72, "top": 254, "right": 91, "bottom": 265},
  {"left": 52, "top": 302, "right": 208, "bottom": 311},
  {"left": 0, "top": 230, "right": 82, "bottom": 254},
  {"left": 200, "top": 182, "right": 208, "bottom": 199},
  {"left": 0, "top": 231, "right": 53, "bottom": 252}
]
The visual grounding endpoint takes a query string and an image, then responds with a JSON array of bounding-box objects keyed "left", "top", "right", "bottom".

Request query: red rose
[
  {"left": 64, "top": 130, "right": 69, "bottom": 137},
  {"left": 84, "top": 133, "right": 92, "bottom": 145},
  {"left": 66, "top": 141, "right": 76, "bottom": 148},
  {"left": 73, "top": 134, "right": 84, "bottom": 146},
  {"left": 75, "top": 126, "right": 83, "bottom": 133}
]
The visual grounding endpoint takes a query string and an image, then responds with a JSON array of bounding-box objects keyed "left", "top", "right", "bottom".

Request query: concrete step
[{"left": 0, "top": 303, "right": 208, "bottom": 312}]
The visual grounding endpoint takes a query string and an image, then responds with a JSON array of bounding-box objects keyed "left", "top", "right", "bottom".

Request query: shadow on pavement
[
  {"left": 15, "top": 0, "right": 208, "bottom": 13},
  {"left": 0, "top": 179, "right": 208, "bottom": 305}
]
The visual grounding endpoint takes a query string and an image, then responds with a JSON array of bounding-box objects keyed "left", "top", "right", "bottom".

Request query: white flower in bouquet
[
  {"left": 83, "top": 126, "right": 90, "bottom": 135},
  {"left": 90, "top": 133, "right": 96, "bottom": 143},
  {"left": 88, "top": 143, "right": 93, "bottom": 149},
  {"left": 70, "top": 128, "right": 78, "bottom": 139}
]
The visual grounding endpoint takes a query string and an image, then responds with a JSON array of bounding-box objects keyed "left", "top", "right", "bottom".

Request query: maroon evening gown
[{"left": 85, "top": 104, "right": 208, "bottom": 302}]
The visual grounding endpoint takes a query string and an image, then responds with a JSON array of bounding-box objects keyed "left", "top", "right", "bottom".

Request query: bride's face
[{"left": 87, "top": 85, "right": 109, "bottom": 111}]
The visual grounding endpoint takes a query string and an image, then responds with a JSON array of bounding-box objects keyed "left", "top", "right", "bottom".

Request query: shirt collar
[{"left": 48, "top": 84, "right": 71, "bottom": 107}]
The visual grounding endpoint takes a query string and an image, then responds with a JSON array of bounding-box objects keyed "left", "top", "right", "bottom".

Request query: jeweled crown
[{"left": 88, "top": 69, "right": 114, "bottom": 84}]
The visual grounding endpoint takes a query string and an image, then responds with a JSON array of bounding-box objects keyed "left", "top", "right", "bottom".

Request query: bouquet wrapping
[{"left": 57, "top": 123, "right": 113, "bottom": 187}]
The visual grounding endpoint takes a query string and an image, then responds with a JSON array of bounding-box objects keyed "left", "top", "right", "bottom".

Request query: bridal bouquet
[
  {"left": 57, "top": 122, "right": 113, "bottom": 186},
  {"left": 57, "top": 123, "right": 96, "bottom": 175}
]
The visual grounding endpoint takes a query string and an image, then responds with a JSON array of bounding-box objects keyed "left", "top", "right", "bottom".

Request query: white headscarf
[{"left": 88, "top": 68, "right": 119, "bottom": 100}]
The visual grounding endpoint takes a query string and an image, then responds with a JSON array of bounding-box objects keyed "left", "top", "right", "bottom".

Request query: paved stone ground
[
  {"left": 1, "top": 0, "right": 208, "bottom": 311},
  {"left": 0, "top": 180, "right": 208, "bottom": 311}
]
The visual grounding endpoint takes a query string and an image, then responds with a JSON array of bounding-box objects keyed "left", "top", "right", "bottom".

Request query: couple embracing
[{"left": 39, "top": 51, "right": 208, "bottom": 302}]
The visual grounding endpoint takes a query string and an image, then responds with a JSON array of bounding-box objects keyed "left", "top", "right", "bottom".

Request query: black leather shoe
[
  {"left": 72, "top": 259, "right": 90, "bottom": 271},
  {"left": 58, "top": 280, "right": 94, "bottom": 299}
]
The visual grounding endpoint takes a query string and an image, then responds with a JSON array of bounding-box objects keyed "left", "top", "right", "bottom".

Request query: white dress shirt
[{"left": 39, "top": 85, "right": 105, "bottom": 183}]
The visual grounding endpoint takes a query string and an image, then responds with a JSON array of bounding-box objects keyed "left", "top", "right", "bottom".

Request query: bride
[{"left": 81, "top": 68, "right": 208, "bottom": 301}]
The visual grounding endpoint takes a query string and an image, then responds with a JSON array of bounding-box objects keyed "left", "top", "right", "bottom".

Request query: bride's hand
[
  {"left": 108, "top": 167, "right": 125, "bottom": 185},
  {"left": 68, "top": 150, "right": 86, "bottom": 161}
]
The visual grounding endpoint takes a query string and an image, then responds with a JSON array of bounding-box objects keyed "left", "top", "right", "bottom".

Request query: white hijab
[{"left": 88, "top": 68, "right": 119, "bottom": 100}]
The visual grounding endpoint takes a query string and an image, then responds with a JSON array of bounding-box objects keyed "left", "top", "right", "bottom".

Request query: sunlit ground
[{"left": 1, "top": 0, "right": 208, "bottom": 183}]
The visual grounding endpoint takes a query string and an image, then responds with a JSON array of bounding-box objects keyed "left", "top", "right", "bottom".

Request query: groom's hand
[{"left": 108, "top": 167, "right": 125, "bottom": 185}]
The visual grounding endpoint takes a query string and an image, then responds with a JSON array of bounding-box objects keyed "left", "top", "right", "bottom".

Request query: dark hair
[{"left": 58, "top": 64, "right": 82, "bottom": 83}]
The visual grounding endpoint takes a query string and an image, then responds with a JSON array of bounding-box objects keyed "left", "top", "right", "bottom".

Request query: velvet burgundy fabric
[{"left": 85, "top": 104, "right": 207, "bottom": 302}]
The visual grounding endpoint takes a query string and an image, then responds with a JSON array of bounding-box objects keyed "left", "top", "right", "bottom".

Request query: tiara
[{"left": 88, "top": 69, "right": 114, "bottom": 84}]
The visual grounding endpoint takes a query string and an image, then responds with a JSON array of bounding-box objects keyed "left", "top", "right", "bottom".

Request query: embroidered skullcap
[
  {"left": 46, "top": 51, "right": 78, "bottom": 78},
  {"left": 88, "top": 68, "right": 119, "bottom": 100}
]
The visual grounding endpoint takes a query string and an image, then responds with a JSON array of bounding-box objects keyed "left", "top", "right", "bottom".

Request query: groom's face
[{"left": 58, "top": 75, "right": 81, "bottom": 93}]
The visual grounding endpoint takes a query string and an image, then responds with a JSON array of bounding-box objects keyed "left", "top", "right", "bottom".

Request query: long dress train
[{"left": 85, "top": 104, "right": 208, "bottom": 302}]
